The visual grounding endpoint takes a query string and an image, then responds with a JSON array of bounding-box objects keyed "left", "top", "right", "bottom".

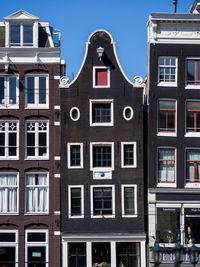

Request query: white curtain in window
[
  {"left": 26, "top": 174, "right": 36, "bottom": 212},
  {"left": 187, "top": 151, "right": 200, "bottom": 182},
  {"left": 38, "top": 174, "right": 47, "bottom": 212},
  {"left": 158, "top": 150, "right": 175, "bottom": 182},
  {"left": 0, "top": 174, "right": 17, "bottom": 212}
]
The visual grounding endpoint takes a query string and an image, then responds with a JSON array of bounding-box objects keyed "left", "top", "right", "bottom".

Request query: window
[
  {"left": 0, "top": 230, "right": 18, "bottom": 267},
  {"left": 90, "top": 99, "right": 113, "bottom": 126},
  {"left": 67, "top": 143, "right": 83, "bottom": 169},
  {"left": 68, "top": 186, "right": 84, "bottom": 218},
  {"left": 10, "top": 24, "right": 33, "bottom": 46},
  {"left": 186, "top": 101, "right": 200, "bottom": 134},
  {"left": 116, "top": 242, "right": 140, "bottom": 267},
  {"left": 158, "top": 100, "right": 176, "bottom": 135},
  {"left": 70, "top": 107, "right": 80, "bottom": 121},
  {"left": 157, "top": 148, "right": 176, "bottom": 185},
  {"left": 25, "top": 121, "right": 48, "bottom": 159},
  {"left": 0, "top": 173, "right": 18, "bottom": 213},
  {"left": 93, "top": 67, "right": 110, "bottom": 88},
  {"left": 25, "top": 173, "right": 48, "bottom": 213},
  {"left": 186, "top": 59, "right": 200, "bottom": 87},
  {"left": 25, "top": 75, "right": 49, "bottom": 108},
  {"left": 0, "top": 121, "right": 18, "bottom": 159},
  {"left": 123, "top": 106, "right": 134, "bottom": 121},
  {"left": 185, "top": 208, "right": 200, "bottom": 244},
  {"left": 121, "top": 142, "right": 137, "bottom": 168},
  {"left": 0, "top": 76, "right": 19, "bottom": 108},
  {"left": 25, "top": 230, "right": 48, "bottom": 267},
  {"left": 68, "top": 243, "right": 86, "bottom": 267},
  {"left": 158, "top": 57, "right": 177, "bottom": 86},
  {"left": 186, "top": 149, "right": 200, "bottom": 185},
  {"left": 90, "top": 142, "right": 114, "bottom": 171},
  {"left": 122, "top": 185, "right": 137, "bottom": 217},
  {"left": 157, "top": 207, "right": 180, "bottom": 243},
  {"left": 91, "top": 185, "right": 115, "bottom": 218}
]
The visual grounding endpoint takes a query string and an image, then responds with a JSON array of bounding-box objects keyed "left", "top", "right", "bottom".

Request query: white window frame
[
  {"left": 158, "top": 56, "right": 178, "bottom": 87},
  {"left": 185, "top": 100, "right": 200, "bottom": 137},
  {"left": 90, "top": 142, "right": 114, "bottom": 171},
  {"left": 89, "top": 99, "right": 114, "bottom": 126},
  {"left": 70, "top": 107, "right": 80, "bottom": 121},
  {"left": 0, "top": 172, "right": 19, "bottom": 214},
  {"left": 67, "top": 143, "right": 83, "bottom": 169},
  {"left": 25, "top": 120, "right": 49, "bottom": 160},
  {"left": 121, "top": 142, "right": 137, "bottom": 168},
  {"left": 93, "top": 66, "right": 110, "bottom": 88},
  {"left": 25, "top": 229, "right": 48, "bottom": 267},
  {"left": 121, "top": 184, "right": 137, "bottom": 218},
  {"left": 123, "top": 106, "right": 134, "bottom": 121},
  {"left": 157, "top": 147, "right": 177, "bottom": 188},
  {"left": 157, "top": 99, "right": 177, "bottom": 137},
  {"left": 25, "top": 172, "right": 49, "bottom": 214},
  {"left": 68, "top": 185, "right": 84, "bottom": 219},
  {"left": 90, "top": 184, "right": 115, "bottom": 218},
  {"left": 185, "top": 58, "right": 200, "bottom": 89},
  {"left": 0, "top": 75, "right": 19, "bottom": 109},
  {"left": 0, "top": 230, "right": 18, "bottom": 267},
  {"left": 0, "top": 120, "right": 19, "bottom": 160},
  {"left": 25, "top": 75, "right": 49, "bottom": 109},
  {"left": 185, "top": 148, "right": 200, "bottom": 188}
]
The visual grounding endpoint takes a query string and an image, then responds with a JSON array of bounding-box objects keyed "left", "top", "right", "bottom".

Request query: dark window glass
[
  {"left": 124, "top": 145, "right": 134, "bottom": 166},
  {"left": 27, "top": 77, "right": 35, "bottom": 104},
  {"left": 187, "top": 60, "right": 200, "bottom": 85},
  {"left": 10, "top": 25, "right": 20, "bottom": 45},
  {"left": 157, "top": 208, "right": 180, "bottom": 243},
  {"left": 0, "top": 246, "right": 15, "bottom": 266},
  {"left": 70, "top": 145, "right": 80, "bottom": 166},
  {"left": 185, "top": 208, "right": 200, "bottom": 244},
  {"left": 125, "top": 108, "right": 132, "bottom": 119},
  {"left": 116, "top": 242, "right": 140, "bottom": 267},
  {"left": 39, "top": 77, "right": 46, "bottom": 104},
  {"left": 27, "top": 233, "right": 46, "bottom": 242},
  {"left": 9, "top": 77, "right": 16, "bottom": 104},
  {"left": 92, "top": 103, "right": 111, "bottom": 123},
  {"left": 39, "top": 132, "right": 46, "bottom": 156},
  {"left": 124, "top": 187, "right": 135, "bottom": 215},
  {"left": 28, "top": 246, "right": 46, "bottom": 266},
  {"left": 0, "top": 233, "right": 15, "bottom": 242},
  {"left": 8, "top": 132, "right": 16, "bottom": 156},
  {"left": 0, "top": 77, "right": 4, "bottom": 104},
  {"left": 71, "top": 109, "right": 78, "bottom": 120},
  {"left": 158, "top": 100, "right": 176, "bottom": 133},
  {"left": 93, "top": 187, "right": 112, "bottom": 215},
  {"left": 71, "top": 188, "right": 81, "bottom": 216},
  {"left": 92, "top": 243, "right": 110, "bottom": 265},
  {"left": 27, "top": 132, "right": 35, "bottom": 156},
  {"left": 186, "top": 101, "right": 200, "bottom": 132},
  {"left": 23, "top": 25, "right": 33, "bottom": 45},
  {"left": 93, "top": 146, "right": 111, "bottom": 167},
  {"left": 68, "top": 243, "right": 86, "bottom": 267},
  {"left": 0, "top": 132, "right": 5, "bottom": 156}
]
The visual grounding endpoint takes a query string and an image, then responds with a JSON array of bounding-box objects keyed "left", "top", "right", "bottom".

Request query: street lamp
[
  {"left": 188, "top": 239, "right": 200, "bottom": 266},
  {"left": 151, "top": 238, "right": 164, "bottom": 267},
  {"left": 173, "top": 233, "right": 185, "bottom": 267}
]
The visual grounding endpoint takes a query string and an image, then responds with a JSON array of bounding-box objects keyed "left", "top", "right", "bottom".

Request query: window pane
[
  {"left": 68, "top": 243, "right": 86, "bottom": 267},
  {"left": 27, "top": 77, "right": 35, "bottom": 104},
  {"left": 116, "top": 242, "right": 140, "bottom": 267},
  {"left": 27, "top": 133, "right": 35, "bottom": 156},
  {"left": 0, "top": 247, "right": 15, "bottom": 264},
  {"left": 10, "top": 25, "right": 20, "bottom": 45},
  {"left": 28, "top": 233, "right": 46, "bottom": 242},
  {"left": 8, "top": 132, "right": 16, "bottom": 156},
  {"left": 70, "top": 145, "right": 80, "bottom": 166},
  {"left": 158, "top": 100, "right": 176, "bottom": 132},
  {"left": 93, "top": 187, "right": 112, "bottom": 215},
  {"left": 39, "top": 133, "right": 47, "bottom": 156},
  {"left": 157, "top": 208, "right": 180, "bottom": 243},
  {"left": 0, "top": 77, "right": 4, "bottom": 104},
  {"left": 187, "top": 101, "right": 200, "bottom": 132},
  {"left": 186, "top": 150, "right": 200, "bottom": 182},
  {"left": 158, "top": 149, "right": 175, "bottom": 182},
  {"left": 0, "top": 233, "right": 15, "bottom": 242},
  {"left": 124, "top": 187, "right": 135, "bottom": 215},
  {"left": 39, "top": 77, "right": 46, "bottom": 104},
  {"left": 92, "top": 103, "right": 111, "bottom": 123},
  {"left": 28, "top": 246, "right": 46, "bottom": 263},
  {"left": 23, "top": 24, "right": 33, "bottom": 45},
  {"left": 9, "top": 77, "right": 16, "bottom": 104},
  {"left": 71, "top": 188, "right": 81, "bottom": 216},
  {"left": 185, "top": 208, "right": 200, "bottom": 244},
  {"left": 93, "top": 146, "right": 111, "bottom": 167},
  {"left": 124, "top": 145, "right": 134, "bottom": 166},
  {"left": 0, "top": 132, "right": 5, "bottom": 156}
]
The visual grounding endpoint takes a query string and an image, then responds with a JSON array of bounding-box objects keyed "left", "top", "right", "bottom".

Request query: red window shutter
[{"left": 96, "top": 69, "right": 108, "bottom": 86}]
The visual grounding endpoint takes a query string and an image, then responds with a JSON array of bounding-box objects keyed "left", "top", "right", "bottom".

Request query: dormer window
[{"left": 10, "top": 24, "right": 33, "bottom": 46}]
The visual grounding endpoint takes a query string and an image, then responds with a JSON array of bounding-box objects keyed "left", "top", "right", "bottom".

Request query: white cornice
[{"left": 5, "top": 10, "right": 39, "bottom": 21}]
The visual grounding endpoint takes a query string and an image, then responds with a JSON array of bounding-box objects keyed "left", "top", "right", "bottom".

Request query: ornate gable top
[
  {"left": 4, "top": 10, "right": 39, "bottom": 20},
  {"left": 190, "top": 0, "right": 200, "bottom": 14}
]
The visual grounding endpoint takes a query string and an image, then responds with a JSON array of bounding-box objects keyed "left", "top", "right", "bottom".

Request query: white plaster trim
[
  {"left": 54, "top": 211, "right": 61, "bottom": 215},
  {"left": 54, "top": 76, "right": 60, "bottom": 80},
  {"left": 157, "top": 133, "right": 177, "bottom": 137},
  {"left": 5, "top": 10, "right": 39, "bottom": 20},
  {"left": 54, "top": 231, "right": 61, "bottom": 236},
  {"left": 54, "top": 105, "right": 60, "bottom": 110},
  {"left": 54, "top": 173, "right": 60, "bottom": 178},
  {"left": 62, "top": 233, "right": 146, "bottom": 240},
  {"left": 54, "top": 121, "right": 60, "bottom": 126},
  {"left": 123, "top": 106, "right": 134, "bottom": 121},
  {"left": 68, "top": 29, "right": 136, "bottom": 87},
  {"left": 54, "top": 156, "right": 61, "bottom": 160}
]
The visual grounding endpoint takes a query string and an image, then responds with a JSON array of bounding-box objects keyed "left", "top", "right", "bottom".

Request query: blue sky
[{"left": 1, "top": 0, "right": 195, "bottom": 81}]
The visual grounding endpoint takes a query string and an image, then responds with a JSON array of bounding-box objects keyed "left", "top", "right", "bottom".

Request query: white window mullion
[
  {"left": 35, "top": 123, "right": 39, "bottom": 157},
  {"left": 20, "top": 24, "right": 23, "bottom": 46},
  {"left": 5, "top": 122, "right": 9, "bottom": 158},
  {"left": 5, "top": 187, "right": 8, "bottom": 212},
  {"left": 35, "top": 77, "right": 38, "bottom": 106}
]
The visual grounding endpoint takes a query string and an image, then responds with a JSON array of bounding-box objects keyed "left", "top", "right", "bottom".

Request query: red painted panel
[{"left": 96, "top": 69, "right": 108, "bottom": 86}]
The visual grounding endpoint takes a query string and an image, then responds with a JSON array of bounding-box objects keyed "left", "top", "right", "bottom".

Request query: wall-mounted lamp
[{"left": 96, "top": 46, "right": 104, "bottom": 61}]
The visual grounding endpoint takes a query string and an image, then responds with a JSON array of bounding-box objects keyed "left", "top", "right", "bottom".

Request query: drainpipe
[{"left": 173, "top": 0, "right": 178, "bottom": 13}]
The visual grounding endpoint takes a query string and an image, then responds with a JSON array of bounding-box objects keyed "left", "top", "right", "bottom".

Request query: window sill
[
  {"left": 0, "top": 157, "right": 19, "bottom": 160},
  {"left": 90, "top": 167, "right": 114, "bottom": 172},
  {"left": 25, "top": 212, "right": 49, "bottom": 215},
  {"left": 157, "top": 82, "right": 177, "bottom": 87},
  {"left": 90, "top": 123, "right": 114, "bottom": 127},
  {"left": 185, "top": 133, "right": 200, "bottom": 137},
  {"left": 157, "top": 132, "right": 176, "bottom": 137},
  {"left": 0, "top": 212, "right": 18, "bottom": 215},
  {"left": 0, "top": 106, "right": 19, "bottom": 109},
  {"left": 25, "top": 157, "right": 49, "bottom": 161},
  {"left": 185, "top": 85, "right": 200, "bottom": 89},
  {"left": 68, "top": 166, "right": 83, "bottom": 169},
  {"left": 157, "top": 182, "right": 176, "bottom": 188},
  {"left": 68, "top": 215, "right": 84, "bottom": 219},
  {"left": 93, "top": 85, "right": 110, "bottom": 88},
  {"left": 25, "top": 106, "right": 49, "bottom": 109},
  {"left": 185, "top": 183, "right": 200, "bottom": 188},
  {"left": 121, "top": 165, "right": 137, "bottom": 168},
  {"left": 122, "top": 214, "right": 137, "bottom": 218},
  {"left": 91, "top": 215, "right": 115, "bottom": 218}
]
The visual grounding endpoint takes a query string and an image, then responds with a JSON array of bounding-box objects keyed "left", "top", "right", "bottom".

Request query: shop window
[
  {"left": 116, "top": 242, "right": 140, "bottom": 267},
  {"left": 68, "top": 243, "right": 86, "bottom": 267}
]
